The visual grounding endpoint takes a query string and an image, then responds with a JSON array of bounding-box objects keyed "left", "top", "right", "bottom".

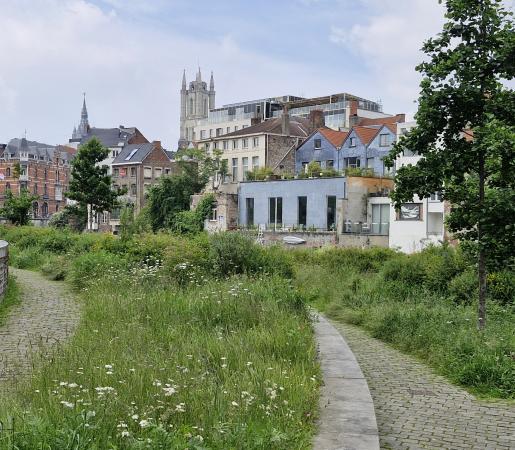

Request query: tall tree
[
  {"left": 386, "top": 0, "right": 515, "bottom": 329},
  {"left": 1, "top": 189, "right": 39, "bottom": 225},
  {"left": 67, "top": 138, "right": 124, "bottom": 231}
]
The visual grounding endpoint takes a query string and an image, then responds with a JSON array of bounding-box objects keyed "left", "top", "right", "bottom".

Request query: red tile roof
[
  {"left": 352, "top": 126, "right": 380, "bottom": 145},
  {"left": 318, "top": 128, "right": 348, "bottom": 148}
]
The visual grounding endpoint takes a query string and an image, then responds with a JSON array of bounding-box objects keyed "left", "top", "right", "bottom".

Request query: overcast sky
[{"left": 0, "top": 0, "right": 508, "bottom": 149}]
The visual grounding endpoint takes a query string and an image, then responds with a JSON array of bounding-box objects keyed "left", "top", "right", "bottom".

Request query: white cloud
[{"left": 330, "top": 0, "right": 446, "bottom": 118}]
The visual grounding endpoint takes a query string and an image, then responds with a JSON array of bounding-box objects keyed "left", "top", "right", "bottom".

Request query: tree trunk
[{"left": 477, "top": 152, "right": 487, "bottom": 330}]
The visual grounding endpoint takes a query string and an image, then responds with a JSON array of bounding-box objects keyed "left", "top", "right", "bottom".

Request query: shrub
[
  {"left": 41, "top": 255, "right": 69, "bottom": 280},
  {"left": 69, "top": 251, "right": 127, "bottom": 290},
  {"left": 487, "top": 270, "right": 515, "bottom": 306},
  {"left": 449, "top": 270, "right": 478, "bottom": 305},
  {"left": 10, "top": 247, "right": 48, "bottom": 269}
]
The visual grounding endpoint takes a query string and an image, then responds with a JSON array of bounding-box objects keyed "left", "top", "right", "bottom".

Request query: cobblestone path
[
  {"left": 331, "top": 321, "right": 515, "bottom": 450},
  {"left": 0, "top": 268, "right": 79, "bottom": 388}
]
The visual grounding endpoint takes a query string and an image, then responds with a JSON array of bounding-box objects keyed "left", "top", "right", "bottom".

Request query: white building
[{"left": 389, "top": 121, "right": 446, "bottom": 253}]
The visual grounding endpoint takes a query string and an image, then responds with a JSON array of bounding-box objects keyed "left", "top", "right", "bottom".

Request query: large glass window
[
  {"left": 232, "top": 140, "right": 239, "bottom": 150},
  {"left": 252, "top": 156, "right": 259, "bottom": 170},
  {"left": 246, "top": 198, "right": 254, "bottom": 226},
  {"left": 223, "top": 141, "right": 229, "bottom": 150},
  {"left": 298, "top": 196, "right": 307, "bottom": 228},
  {"left": 345, "top": 157, "right": 360, "bottom": 168},
  {"left": 253, "top": 137, "right": 259, "bottom": 147},
  {"left": 232, "top": 158, "right": 238, "bottom": 181},
  {"left": 269, "top": 197, "right": 283, "bottom": 228},
  {"left": 371, "top": 204, "right": 390, "bottom": 235},
  {"left": 242, "top": 157, "right": 249, "bottom": 180},
  {"left": 327, "top": 196, "right": 336, "bottom": 230}
]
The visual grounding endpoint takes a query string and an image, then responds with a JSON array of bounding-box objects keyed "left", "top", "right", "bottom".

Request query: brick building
[
  {"left": 108, "top": 141, "right": 178, "bottom": 233},
  {"left": 0, "top": 138, "right": 76, "bottom": 221}
]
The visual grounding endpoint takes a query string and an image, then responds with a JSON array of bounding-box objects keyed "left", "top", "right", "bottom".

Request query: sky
[{"left": 0, "top": 0, "right": 507, "bottom": 149}]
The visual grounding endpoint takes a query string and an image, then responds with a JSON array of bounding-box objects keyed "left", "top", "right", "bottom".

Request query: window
[
  {"left": 298, "top": 196, "right": 307, "bottom": 228},
  {"left": 223, "top": 141, "right": 229, "bottom": 150},
  {"left": 200, "top": 130, "right": 207, "bottom": 139},
  {"left": 222, "top": 159, "right": 229, "bottom": 182},
  {"left": 372, "top": 204, "right": 390, "bottom": 235},
  {"left": 232, "top": 140, "right": 239, "bottom": 150},
  {"left": 5, "top": 166, "right": 11, "bottom": 176},
  {"left": 33, "top": 183, "right": 38, "bottom": 194},
  {"left": 165, "top": 168, "right": 171, "bottom": 175},
  {"left": 120, "top": 168, "right": 127, "bottom": 177},
  {"left": 379, "top": 134, "right": 390, "bottom": 146},
  {"left": 349, "top": 137, "right": 357, "bottom": 147},
  {"left": 252, "top": 137, "right": 259, "bottom": 147},
  {"left": 346, "top": 157, "right": 360, "bottom": 168},
  {"left": 213, "top": 141, "right": 219, "bottom": 149},
  {"left": 367, "top": 157, "right": 375, "bottom": 168},
  {"left": 226, "top": 127, "right": 231, "bottom": 134},
  {"left": 216, "top": 128, "right": 223, "bottom": 137},
  {"left": 130, "top": 184, "right": 137, "bottom": 195},
  {"left": 130, "top": 167, "right": 137, "bottom": 177},
  {"left": 269, "top": 197, "right": 283, "bottom": 228},
  {"left": 32, "top": 202, "right": 39, "bottom": 217},
  {"left": 234, "top": 126, "right": 239, "bottom": 132},
  {"left": 189, "top": 98, "right": 194, "bottom": 115},
  {"left": 400, "top": 128, "right": 408, "bottom": 135},
  {"left": 327, "top": 196, "right": 336, "bottom": 230},
  {"left": 125, "top": 149, "right": 138, "bottom": 160},
  {"left": 301, "top": 161, "right": 309, "bottom": 173},
  {"left": 154, "top": 168, "right": 162, "bottom": 178},
  {"left": 42, "top": 202, "right": 48, "bottom": 217},
  {"left": 242, "top": 138, "right": 248, "bottom": 148},
  {"left": 399, "top": 203, "right": 422, "bottom": 220},
  {"left": 56, "top": 202, "right": 60, "bottom": 212},
  {"left": 44, "top": 184, "right": 48, "bottom": 195},
  {"left": 144, "top": 167, "right": 152, "bottom": 178},
  {"left": 242, "top": 157, "right": 249, "bottom": 180},
  {"left": 56, "top": 170, "right": 60, "bottom": 182},
  {"left": 246, "top": 198, "right": 254, "bottom": 226},
  {"left": 430, "top": 191, "right": 442, "bottom": 202},
  {"left": 210, "top": 208, "right": 217, "bottom": 221},
  {"left": 209, "top": 129, "right": 213, "bottom": 138},
  {"left": 113, "top": 168, "right": 119, "bottom": 177},
  {"left": 252, "top": 156, "right": 259, "bottom": 170},
  {"left": 327, "top": 160, "right": 334, "bottom": 168},
  {"left": 232, "top": 158, "right": 238, "bottom": 181},
  {"left": 314, "top": 138, "right": 322, "bottom": 149},
  {"left": 102, "top": 211, "right": 109, "bottom": 224}
]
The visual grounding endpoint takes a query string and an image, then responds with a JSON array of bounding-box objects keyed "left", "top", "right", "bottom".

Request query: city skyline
[{"left": 0, "top": 0, "right": 467, "bottom": 149}]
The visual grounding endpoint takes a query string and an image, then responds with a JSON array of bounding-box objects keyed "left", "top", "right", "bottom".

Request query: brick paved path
[
  {"left": 0, "top": 268, "right": 79, "bottom": 388},
  {"left": 331, "top": 321, "right": 515, "bottom": 450}
]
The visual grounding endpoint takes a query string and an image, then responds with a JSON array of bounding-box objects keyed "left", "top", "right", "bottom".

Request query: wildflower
[
  {"left": 231, "top": 401, "right": 239, "bottom": 407},
  {"left": 246, "top": 362, "right": 252, "bottom": 367},
  {"left": 60, "top": 401, "right": 74, "bottom": 408},
  {"left": 35, "top": 389, "right": 40, "bottom": 393},
  {"left": 163, "top": 386, "right": 177, "bottom": 396},
  {"left": 59, "top": 382, "right": 68, "bottom": 387},
  {"left": 131, "top": 414, "right": 139, "bottom": 420},
  {"left": 121, "top": 430, "right": 130, "bottom": 438},
  {"left": 175, "top": 403, "right": 186, "bottom": 412},
  {"left": 105, "top": 364, "right": 113, "bottom": 370},
  {"left": 139, "top": 419, "right": 150, "bottom": 428}
]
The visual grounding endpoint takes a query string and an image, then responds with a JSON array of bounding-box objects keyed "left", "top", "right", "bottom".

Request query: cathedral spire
[
  {"left": 209, "top": 71, "right": 215, "bottom": 91},
  {"left": 182, "top": 69, "right": 187, "bottom": 90},
  {"left": 77, "top": 92, "right": 90, "bottom": 137},
  {"left": 196, "top": 66, "right": 202, "bottom": 82}
]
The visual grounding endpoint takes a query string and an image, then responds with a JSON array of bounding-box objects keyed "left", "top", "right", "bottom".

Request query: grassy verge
[
  {"left": 293, "top": 246, "right": 515, "bottom": 400},
  {"left": 0, "top": 276, "right": 20, "bottom": 326},
  {"left": 0, "top": 226, "right": 319, "bottom": 449}
]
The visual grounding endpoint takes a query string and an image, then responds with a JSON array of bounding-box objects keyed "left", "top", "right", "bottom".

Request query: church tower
[
  {"left": 178, "top": 68, "right": 214, "bottom": 149},
  {"left": 72, "top": 93, "right": 90, "bottom": 140}
]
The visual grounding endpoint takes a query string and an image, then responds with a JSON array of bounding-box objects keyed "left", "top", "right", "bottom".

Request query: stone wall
[
  {"left": 0, "top": 240, "right": 9, "bottom": 301},
  {"left": 262, "top": 231, "right": 337, "bottom": 248}
]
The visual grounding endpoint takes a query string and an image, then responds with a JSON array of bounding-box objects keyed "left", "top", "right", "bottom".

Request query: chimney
[
  {"left": 349, "top": 100, "right": 358, "bottom": 116},
  {"left": 281, "top": 106, "right": 290, "bottom": 135},
  {"left": 152, "top": 140, "right": 162, "bottom": 149},
  {"left": 309, "top": 110, "right": 325, "bottom": 132}
]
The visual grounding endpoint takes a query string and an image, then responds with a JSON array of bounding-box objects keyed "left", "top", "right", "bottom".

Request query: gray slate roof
[
  {"left": 218, "top": 116, "right": 312, "bottom": 139},
  {"left": 77, "top": 127, "right": 139, "bottom": 148},
  {"left": 112, "top": 143, "right": 155, "bottom": 165}
]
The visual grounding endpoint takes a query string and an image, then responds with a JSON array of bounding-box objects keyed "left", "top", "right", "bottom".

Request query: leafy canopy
[
  {"left": 67, "top": 138, "right": 124, "bottom": 215},
  {"left": 386, "top": 0, "right": 515, "bottom": 269},
  {"left": 1, "top": 189, "right": 38, "bottom": 225}
]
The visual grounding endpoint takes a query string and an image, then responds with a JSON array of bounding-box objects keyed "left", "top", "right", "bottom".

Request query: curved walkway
[
  {"left": 313, "top": 314, "right": 380, "bottom": 450},
  {"left": 331, "top": 321, "right": 515, "bottom": 450},
  {"left": 0, "top": 268, "right": 79, "bottom": 388}
]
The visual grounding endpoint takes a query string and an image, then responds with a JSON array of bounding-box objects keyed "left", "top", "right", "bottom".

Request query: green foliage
[
  {"left": 0, "top": 189, "right": 38, "bottom": 225},
  {"left": 119, "top": 204, "right": 135, "bottom": 241},
  {"left": 246, "top": 166, "right": 274, "bottom": 181},
  {"left": 146, "top": 165, "right": 206, "bottom": 232},
  {"left": 67, "top": 138, "right": 124, "bottom": 227},
  {"left": 295, "top": 245, "right": 515, "bottom": 398},
  {"left": 0, "top": 276, "right": 20, "bottom": 325},
  {"left": 344, "top": 167, "right": 375, "bottom": 177},
  {"left": 306, "top": 161, "right": 321, "bottom": 177},
  {"left": 48, "top": 204, "right": 87, "bottom": 231},
  {"left": 171, "top": 194, "right": 215, "bottom": 234}
]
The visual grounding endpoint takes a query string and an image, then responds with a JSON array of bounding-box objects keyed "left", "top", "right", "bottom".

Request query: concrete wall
[
  {"left": 239, "top": 177, "right": 346, "bottom": 230},
  {"left": 338, "top": 234, "right": 388, "bottom": 248},
  {"left": 0, "top": 240, "right": 8, "bottom": 300},
  {"left": 262, "top": 231, "right": 337, "bottom": 248}
]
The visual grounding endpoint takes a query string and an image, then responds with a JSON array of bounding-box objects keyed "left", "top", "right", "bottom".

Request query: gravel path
[
  {"left": 0, "top": 268, "right": 79, "bottom": 388},
  {"left": 331, "top": 321, "right": 515, "bottom": 450}
]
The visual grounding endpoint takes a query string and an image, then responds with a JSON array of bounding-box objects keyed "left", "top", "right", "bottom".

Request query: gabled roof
[
  {"left": 112, "top": 143, "right": 155, "bottom": 165},
  {"left": 318, "top": 128, "right": 348, "bottom": 148},
  {"left": 351, "top": 126, "right": 380, "bottom": 145},
  {"left": 77, "top": 126, "right": 147, "bottom": 148},
  {"left": 213, "top": 116, "right": 311, "bottom": 139}
]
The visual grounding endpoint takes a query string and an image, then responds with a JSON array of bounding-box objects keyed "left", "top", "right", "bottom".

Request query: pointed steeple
[
  {"left": 196, "top": 66, "right": 202, "bottom": 82},
  {"left": 77, "top": 92, "right": 90, "bottom": 137},
  {"left": 209, "top": 71, "right": 215, "bottom": 91},
  {"left": 182, "top": 69, "right": 187, "bottom": 90}
]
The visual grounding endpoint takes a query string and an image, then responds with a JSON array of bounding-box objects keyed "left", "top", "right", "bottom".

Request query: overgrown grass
[
  {"left": 0, "top": 226, "right": 318, "bottom": 449},
  {"left": 0, "top": 276, "right": 20, "bottom": 326},
  {"left": 293, "top": 246, "right": 515, "bottom": 399}
]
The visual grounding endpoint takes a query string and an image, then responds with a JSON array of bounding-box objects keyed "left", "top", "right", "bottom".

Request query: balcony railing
[{"left": 343, "top": 221, "right": 389, "bottom": 236}]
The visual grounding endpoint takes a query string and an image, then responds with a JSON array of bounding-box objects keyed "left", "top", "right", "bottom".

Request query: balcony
[{"left": 343, "top": 221, "right": 389, "bottom": 236}]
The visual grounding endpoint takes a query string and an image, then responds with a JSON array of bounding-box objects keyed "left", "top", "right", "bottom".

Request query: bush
[
  {"left": 69, "top": 251, "right": 127, "bottom": 290},
  {"left": 488, "top": 270, "right": 515, "bottom": 306},
  {"left": 41, "top": 255, "right": 69, "bottom": 281},
  {"left": 449, "top": 270, "right": 478, "bottom": 305}
]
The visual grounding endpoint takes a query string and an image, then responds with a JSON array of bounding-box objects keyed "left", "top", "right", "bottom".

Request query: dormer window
[
  {"left": 350, "top": 137, "right": 357, "bottom": 147},
  {"left": 314, "top": 139, "right": 322, "bottom": 149},
  {"left": 379, "top": 134, "right": 390, "bottom": 146}
]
